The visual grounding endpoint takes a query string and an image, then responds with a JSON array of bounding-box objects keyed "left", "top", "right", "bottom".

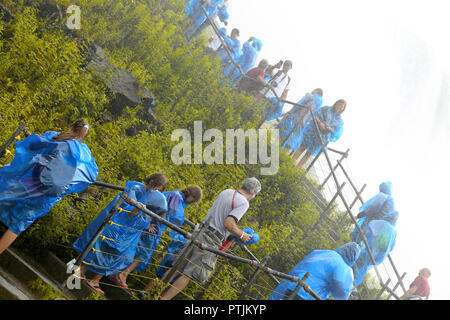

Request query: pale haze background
[{"left": 225, "top": 0, "right": 450, "bottom": 299}]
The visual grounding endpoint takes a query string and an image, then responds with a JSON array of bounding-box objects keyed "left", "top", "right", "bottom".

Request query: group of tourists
[
  {"left": 185, "top": 0, "right": 348, "bottom": 171},
  {"left": 0, "top": 1, "right": 431, "bottom": 302}
]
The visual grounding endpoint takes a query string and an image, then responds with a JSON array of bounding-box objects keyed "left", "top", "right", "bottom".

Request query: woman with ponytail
[{"left": 0, "top": 119, "right": 98, "bottom": 254}]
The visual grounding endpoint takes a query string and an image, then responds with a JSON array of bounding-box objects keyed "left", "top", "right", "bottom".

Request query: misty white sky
[{"left": 225, "top": 0, "right": 450, "bottom": 299}]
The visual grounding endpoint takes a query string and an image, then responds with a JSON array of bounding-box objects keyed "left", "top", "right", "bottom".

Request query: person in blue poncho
[
  {"left": 216, "top": 28, "right": 241, "bottom": 66},
  {"left": 292, "top": 99, "right": 347, "bottom": 170},
  {"left": 259, "top": 60, "right": 293, "bottom": 122},
  {"left": 352, "top": 216, "right": 397, "bottom": 287},
  {"left": 277, "top": 88, "right": 324, "bottom": 152},
  {"left": 224, "top": 37, "right": 263, "bottom": 80},
  {"left": 184, "top": 0, "right": 224, "bottom": 40},
  {"left": 205, "top": 26, "right": 229, "bottom": 54},
  {"left": 0, "top": 119, "right": 98, "bottom": 254},
  {"left": 217, "top": 3, "right": 229, "bottom": 25},
  {"left": 116, "top": 185, "right": 203, "bottom": 287},
  {"left": 72, "top": 174, "right": 168, "bottom": 296},
  {"left": 350, "top": 182, "right": 396, "bottom": 243},
  {"left": 268, "top": 242, "right": 361, "bottom": 300}
]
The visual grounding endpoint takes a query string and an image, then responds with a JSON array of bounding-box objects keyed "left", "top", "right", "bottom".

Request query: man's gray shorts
[{"left": 175, "top": 230, "right": 223, "bottom": 284}]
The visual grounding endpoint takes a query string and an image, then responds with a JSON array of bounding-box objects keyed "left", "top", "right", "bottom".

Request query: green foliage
[
  {"left": 28, "top": 278, "right": 65, "bottom": 300},
  {"left": 82, "top": 291, "right": 103, "bottom": 300},
  {"left": 357, "top": 273, "right": 386, "bottom": 300}
]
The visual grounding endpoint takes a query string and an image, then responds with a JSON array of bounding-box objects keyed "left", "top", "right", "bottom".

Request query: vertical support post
[
  {"left": 319, "top": 150, "right": 349, "bottom": 189},
  {"left": 336, "top": 161, "right": 364, "bottom": 204},
  {"left": 279, "top": 106, "right": 308, "bottom": 147},
  {"left": 0, "top": 123, "right": 26, "bottom": 158},
  {"left": 74, "top": 192, "right": 127, "bottom": 268},
  {"left": 297, "top": 148, "right": 323, "bottom": 183},
  {"left": 238, "top": 256, "right": 270, "bottom": 300},
  {"left": 287, "top": 272, "right": 310, "bottom": 300},
  {"left": 387, "top": 255, "right": 407, "bottom": 294},
  {"left": 387, "top": 272, "right": 407, "bottom": 300},
  {"left": 311, "top": 182, "right": 346, "bottom": 231},
  {"left": 240, "top": 244, "right": 280, "bottom": 285},
  {"left": 185, "top": 5, "right": 206, "bottom": 41},
  {"left": 375, "top": 278, "right": 391, "bottom": 300},
  {"left": 336, "top": 184, "right": 366, "bottom": 226}
]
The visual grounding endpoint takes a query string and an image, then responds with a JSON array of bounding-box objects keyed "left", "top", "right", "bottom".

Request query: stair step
[
  {"left": 0, "top": 247, "right": 88, "bottom": 300},
  {"left": 0, "top": 268, "right": 33, "bottom": 300}
]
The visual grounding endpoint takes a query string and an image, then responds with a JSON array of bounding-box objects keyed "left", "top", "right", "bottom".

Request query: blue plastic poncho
[
  {"left": 184, "top": 0, "right": 202, "bottom": 19},
  {"left": 268, "top": 242, "right": 360, "bottom": 300},
  {"left": 134, "top": 190, "right": 189, "bottom": 273},
  {"left": 217, "top": 6, "right": 229, "bottom": 23},
  {"left": 0, "top": 131, "right": 98, "bottom": 235},
  {"left": 264, "top": 98, "right": 285, "bottom": 122},
  {"left": 232, "top": 227, "right": 260, "bottom": 245},
  {"left": 225, "top": 39, "right": 262, "bottom": 79},
  {"left": 72, "top": 181, "right": 167, "bottom": 276},
  {"left": 350, "top": 182, "right": 396, "bottom": 243},
  {"left": 297, "top": 106, "right": 344, "bottom": 157},
  {"left": 186, "top": 0, "right": 223, "bottom": 27},
  {"left": 218, "top": 26, "right": 228, "bottom": 39},
  {"left": 352, "top": 220, "right": 397, "bottom": 286},
  {"left": 278, "top": 93, "right": 323, "bottom": 150},
  {"left": 155, "top": 230, "right": 188, "bottom": 278},
  {"left": 217, "top": 35, "right": 241, "bottom": 65}
]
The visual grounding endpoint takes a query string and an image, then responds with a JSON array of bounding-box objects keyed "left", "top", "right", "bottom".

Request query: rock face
[
  {"left": 86, "top": 42, "right": 156, "bottom": 118},
  {"left": 1, "top": 0, "right": 157, "bottom": 124},
  {"left": 0, "top": 3, "right": 14, "bottom": 22}
]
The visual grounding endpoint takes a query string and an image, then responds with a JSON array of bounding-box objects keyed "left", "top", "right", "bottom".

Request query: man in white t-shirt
[
  {"left": 257, "top": 60, "right": 292, "bottom": 122},
  {"left": 159, "top": 177, "right": 262, "bottom": 300},
  {"left": 259, "top": 60, "right": 292, "bottom": 101}
]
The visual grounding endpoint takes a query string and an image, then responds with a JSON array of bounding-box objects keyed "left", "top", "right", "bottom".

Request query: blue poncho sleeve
[
  {"left": 230, "top": 39, "right": 241, "bottom": 58},
  {"left": 329, "top": 119, "right": 344, "bottom": 142},
  {"left": 165, "top": 191, "right": 185, "bottom": 227},
  {"left": 317, "top": 107, "right": 344, "bottom": 142}
]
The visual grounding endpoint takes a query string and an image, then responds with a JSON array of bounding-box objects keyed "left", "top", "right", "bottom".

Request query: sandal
[
  {"left": 108, "top": 274, "right": 131, "bottom": 292},
  {"left": 84, "top": 280, "right": 105, "bottom": 296}
]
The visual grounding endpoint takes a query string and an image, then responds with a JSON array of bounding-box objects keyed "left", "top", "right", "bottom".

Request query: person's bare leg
[
  {"left": 144, "top": 266, "right": 171, "bottom": 292},
  {"left": 296, "top": 152, "right": 311, "bottom": 170},
  {"left": 86, "top": 274, "right": 104, "bottom": 295},
  {"left": 159, "top": 274, "right": 191, "bottom": 300},
  {"left": 160, "top": 268, "right": 183, "bottom": 285},
  {"left": 119, "top": 260, "right": 139, "bottom": 285},
  {"left": 144, "top": 278, "right": 157, "bottom": 292},
  {"left": 79, "top": 265, "right": 86, "bottom": 278},
  {"left": 88, "top": 274, "right": 102, "bottom": 286},
  {"left": 0, "top": 229, "right": 18, "bottom": 254},
  {"left": 292, "top": 145, "right": 306, "bottom": 160}
]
